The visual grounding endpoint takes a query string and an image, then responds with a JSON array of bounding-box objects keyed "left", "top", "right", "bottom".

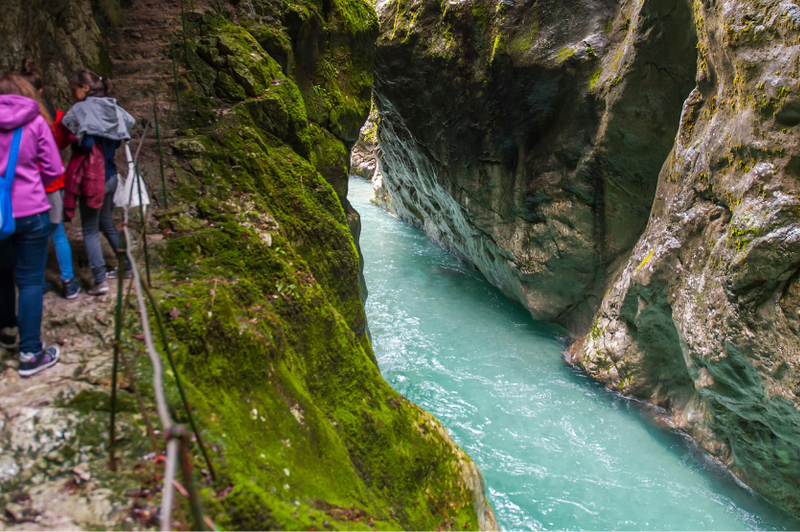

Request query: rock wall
[
  {"left": 0, "top": 0, "right": 497, "bottom": 529},
  {"left": 374, "top": 0, "right": 698, "bottom": 334},
  {"left": 374, "top": 0, "right": 800, "bottom": 515},
  {"left": 0, "top": 0, "right": 117, "bottom": 106},
  {"left": 350, "top": 107, "right": 391, "bottom": 207},
  {"left": 570, "top": 0, "right": 800, "bottom": 515}
]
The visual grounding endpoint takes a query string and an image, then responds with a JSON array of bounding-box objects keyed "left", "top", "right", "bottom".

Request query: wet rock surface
[
  {"left": 374, "top": 0, "right": 697, "bottom": 334},
  {"left": 375, "top": 0, "right": 800, "bottom": 515},
  {"left": 570, "top": 0, "right": 800, "bottom": 515}
]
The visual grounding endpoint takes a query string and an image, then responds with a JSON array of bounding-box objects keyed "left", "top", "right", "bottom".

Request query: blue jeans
[
  {"left": 0, "top": 212, "right": 50, "bottom": 354},
  {"left": 49, "top": 222, "right": 74, "bottom": 281}
]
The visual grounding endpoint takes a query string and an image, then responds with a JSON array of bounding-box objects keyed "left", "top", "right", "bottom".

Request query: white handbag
[{"left": 114, "top": 141, "right": 151, "bottom": 212}]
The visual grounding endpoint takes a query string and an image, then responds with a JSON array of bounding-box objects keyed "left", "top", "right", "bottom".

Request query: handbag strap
[{"left": 2, "top": 126, "right": 24, "bottom": 185}]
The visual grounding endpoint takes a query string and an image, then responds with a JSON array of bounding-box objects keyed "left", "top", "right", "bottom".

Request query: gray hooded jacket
[{"left": 62, "top": 97, "right": 136, "bottom": 142}]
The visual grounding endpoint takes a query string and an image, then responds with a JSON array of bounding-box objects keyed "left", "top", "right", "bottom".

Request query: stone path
[
  {"left": 0, "top": 287, "right": 130, "bottom": 530},
  {"left": 0, "top": 0, "right": 197, "bottom": 528}
]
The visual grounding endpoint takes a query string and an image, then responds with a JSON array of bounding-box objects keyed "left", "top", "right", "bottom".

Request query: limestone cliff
[
  {"left": 0, "top": 0, "right": 497, "bottom": 529},
  {"left": 373, "top": 0, "right": 800, "bottom": 516},
  {"left": 570, "top": 0, "right": 800, "bottom": 515},
  {"left": 374, "top": 0, "right": 698, "bottom": 334}
]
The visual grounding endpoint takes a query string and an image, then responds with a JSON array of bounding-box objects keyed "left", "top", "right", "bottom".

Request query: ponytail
[{"left": 69, "top": 69, "right": 112, "bottom": 97}]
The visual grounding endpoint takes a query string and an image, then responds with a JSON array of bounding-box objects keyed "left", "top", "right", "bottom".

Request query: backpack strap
[{"left": 2, "top": 126, "right": 24, "bottom": 183}]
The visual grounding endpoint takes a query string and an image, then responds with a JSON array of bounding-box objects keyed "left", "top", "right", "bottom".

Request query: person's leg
[
  {"left": 98, "top": 190, "right": 131, "bottom": 271},
  {"left": 14, "top": 212, "right": 50, "bottom": 354},
  {"left": 0, "top": 236, "right": 16, "bottom": 342},
  {"left": 49, "top": 222, "right": 75, "bottom": 282},
  {"left": 80, "top": 196, "right": 107, "bottom": 284}
]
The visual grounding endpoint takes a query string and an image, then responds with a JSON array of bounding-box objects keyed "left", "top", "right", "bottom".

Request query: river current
[{"left": 348, "top": 177, "right": 799, "bottom": 531}]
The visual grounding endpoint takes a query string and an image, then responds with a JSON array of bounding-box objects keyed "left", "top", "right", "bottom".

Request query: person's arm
[
  {"left": 35, "top": 116, "right": 65, "bottom": 186},
  {"left": 51, "top": 110, "right": 72, "bottom": 150}
]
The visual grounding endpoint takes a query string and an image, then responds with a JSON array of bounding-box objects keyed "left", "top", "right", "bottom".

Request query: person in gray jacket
[{"left": 63, "top": 70, "right": 135, "bottom": 295}]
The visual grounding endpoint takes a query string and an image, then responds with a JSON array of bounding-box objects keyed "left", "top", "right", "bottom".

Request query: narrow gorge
[
  {"left": 0, "top": 0, "right": 799, "bottom": 529},
  {"left": 366, "top": 0, "right": 800, "bottom": 521}
]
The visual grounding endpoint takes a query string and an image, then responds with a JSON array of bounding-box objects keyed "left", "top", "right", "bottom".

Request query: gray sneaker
[
  {"left": 106, "top": 268, "right": 133, "bottom": 280},
  {"left": 88, "top": 281, "right": 110, "bottom": 296},
  {"left": 19, "top": 346, "right": 60, "bottom": 377}
]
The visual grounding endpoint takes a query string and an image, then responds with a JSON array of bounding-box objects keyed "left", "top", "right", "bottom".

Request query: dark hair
[
  {"left": 69, "top": 69, "right": 112, "bottom": 97},
  {"left": 0, "top": 72, "right": 52, "bottom": 123},
  {"left": 20, "top": 58, "right": 44, "bottom": 91}
]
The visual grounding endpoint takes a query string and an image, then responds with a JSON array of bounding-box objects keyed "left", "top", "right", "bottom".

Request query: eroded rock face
[
  {"left": 570, "top": 0, "right": 800, "bottom": 514},
  {"left": 374, "top": 0, "right": 697, "bottom": 334},
  {"left": 0, "top": 0, "right": 116, "bottom": 106},
  {"left": 350, "top": 108, "right": 392, "bottom": 207},
  {"left": 375, "top": 0, "right": 800, "bottom": 515}
]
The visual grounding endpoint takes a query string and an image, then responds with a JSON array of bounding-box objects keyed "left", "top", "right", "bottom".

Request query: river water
[{"left": 348, "top": 177, "right": 799, "bottom": 531}]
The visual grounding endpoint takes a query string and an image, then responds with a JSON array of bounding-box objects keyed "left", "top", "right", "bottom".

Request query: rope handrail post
[
  {"left": 174, "top": 425, "right": 209, "bottom": 531},
  {"left": 153, "top": 101, "right": 169, "bottom": 209},
  {"left": 141, "top": 281, "right": 218, "bottom": 482},
  {"left": 109, "top": 231, "right": 127, "bottom": 472},
  {"left": 171, "top": 41, "right": 183, "bottom": 129},
  {"left": 133, "top": 157, "right": 152, "bottom": 287},
  {"left": 180, "top": 0, "right": 190, "bottom": 70}
]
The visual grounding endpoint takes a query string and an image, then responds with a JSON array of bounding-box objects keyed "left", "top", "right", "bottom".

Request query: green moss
[
  {"left": 64, "top": 389, "right": 138, "bottom": 414},
  {"left": 146, "top": 7, "right": 488, "bottom": 529},
  {"left": 331, "top": 0, "right": 380, "bottom": 35},
  {"left": 730, "top": 226, "right": 758, "bottom": 252},
  {"left": 637, "top": 248, "right": 655, "bottom": 269},
  {"left": 556, "top": 46, "right": 575, "bottom": 63},
  {"left": 589, "top": 68, "right": 602, "bottom": 90},
  {"left": 471, "top": 3, "right": 488, "bottom": 29},
  {"left": 490, "top": 34, "right": 505, "bottom": 63}
]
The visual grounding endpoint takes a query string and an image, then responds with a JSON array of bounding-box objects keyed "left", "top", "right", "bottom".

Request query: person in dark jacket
[
  {"left": 0, "top": 73, "right": 64, "bottom": 377},
  {"left": 63, "top": 70, "right": 134, "bottom": 296}
]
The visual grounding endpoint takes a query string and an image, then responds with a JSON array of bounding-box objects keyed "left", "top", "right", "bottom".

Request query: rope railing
[
  {"left": 107, "top": 128, "right": 213, "bottom": 530},
  {"left": 106, "top": 2, "right": 217, "bottom": 527}
]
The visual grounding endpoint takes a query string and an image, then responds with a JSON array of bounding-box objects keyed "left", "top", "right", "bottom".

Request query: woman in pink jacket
[{"left": 0, "top": 73, "right": 65, "bottom": 377}]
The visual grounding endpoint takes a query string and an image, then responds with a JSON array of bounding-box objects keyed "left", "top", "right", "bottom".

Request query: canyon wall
[
  {"left": 0, "top": 0, "right": 497, "bottom": 529},
  {"left": 374, "top": 0, "right": 697, "bottom": 334},
  {"left": 570, "top": 0, "right": 800, "bottom": 515},
  {"left": 373, "top": 0, "right": 800, "bottom": 515}
]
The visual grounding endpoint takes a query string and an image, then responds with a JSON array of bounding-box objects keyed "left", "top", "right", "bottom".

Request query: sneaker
[
  {"left": 0, "top": 327, "right": 17, "bottom": 349},
  {"left": 88, "top": 281, "right": 110, "bottom": 296},
  {"left": 19, "top": 345, "right": 60, "bottom": 377},
  {"left": 43, "top": 280, "right": 54, "bottom": 294},
  {"left": 63, "top": 279, "right": 81, "bottom": 300},
  {"left": 106, "top": 268, "right": 133, "bottom": 280}
]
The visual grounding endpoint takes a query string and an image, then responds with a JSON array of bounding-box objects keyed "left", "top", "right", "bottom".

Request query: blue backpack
[{"left": 0, "top": 126, "right": 23, "bottom": 240}]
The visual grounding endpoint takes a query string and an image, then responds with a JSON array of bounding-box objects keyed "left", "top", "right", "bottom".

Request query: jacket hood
[
  {"left": 0, "top": 95, "right": 40, "bottom": 130},
  {"left": 62, "top": 97, "right": 135, "bottom": 142}
]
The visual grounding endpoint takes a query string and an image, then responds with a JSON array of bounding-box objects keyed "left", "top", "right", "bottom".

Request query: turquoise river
[{"left": 349, "top": 176, "right": 800, "bottom": 531}]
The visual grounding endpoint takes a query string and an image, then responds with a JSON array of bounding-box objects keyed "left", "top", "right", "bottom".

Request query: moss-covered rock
[{"left": 146, "top": 2, "right": 496, "bottom": 530}]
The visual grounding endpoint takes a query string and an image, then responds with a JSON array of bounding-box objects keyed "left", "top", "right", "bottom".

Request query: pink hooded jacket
[{"left": 0, "top": 95, "right": 64, "bottom": 218}]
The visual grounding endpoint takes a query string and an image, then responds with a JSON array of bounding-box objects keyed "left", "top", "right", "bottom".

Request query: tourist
[
  {"left": 62, "top": 70, "right": 135, "bottom": 296},
  {"left": 0, "top": 73, "right": 64, "bottom": 376},
  {"left": 20, "top": 59, "right": 80, "bottom": 299}
]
